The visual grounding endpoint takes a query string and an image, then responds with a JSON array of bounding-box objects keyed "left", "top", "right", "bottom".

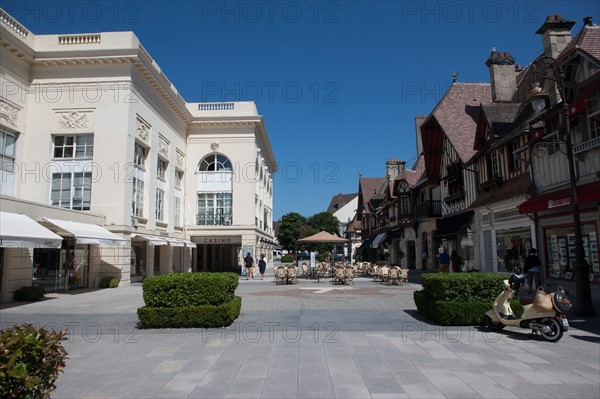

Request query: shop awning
[
  {"left": 42, "top": 218, "right": 126, "bottom": 245},
  {"left": 372, "top": 233, "right": 387, "bottom": 248},
  {"left": 383, "top": 231, "right": 402, "bottom": 245},
  {"left": 434, "top": 212, "right": 472, "bottom": 239},
  {"left": 165, "top": 238, "right": 185, "bottom": 247},
  {"left": 518, "top": 181, "right": 600, "bottom": 214},
  {"left": 359, "top": 237, "right": 374, "bottom": 250},
  {"left": 0, "top": 212, "right": 63, "bottom": 248},
  {"left": 132, "top": 234, "right": 168, "bottom": 246}
]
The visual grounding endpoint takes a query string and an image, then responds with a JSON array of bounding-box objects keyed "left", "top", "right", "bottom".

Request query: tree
[
  {"left": 277, "top": 212, "right": 307, "bottom": 251},
  {"left": 308, "top": 212, "right": 340, "bottom": 235}
]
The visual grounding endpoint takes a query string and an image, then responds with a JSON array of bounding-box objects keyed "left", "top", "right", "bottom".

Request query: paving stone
[{"left": 1, "top": 276, "right": 599, "bottom": 399}]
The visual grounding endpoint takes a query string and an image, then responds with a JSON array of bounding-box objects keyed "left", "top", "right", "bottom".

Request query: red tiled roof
[
  {"left": 421, "top": 83, "right": 492, "bottom": 181},
  {"left": 558, "top": 25, "right": 600, "bottom": 63},
  {"left": 469, "top": 174, "right": 531, "bottom": 210},
  {"left": 359, "top": 177, "right": 385, "bottom": 212},
  {"left": 431, "top": 83, "right": 492, "bottom": 163},
  {"left": 326, "top": 193, "right": 358, "bottom": 214},
  {"left": 394, "top": 160, "right": 424, "bottom": 187}
]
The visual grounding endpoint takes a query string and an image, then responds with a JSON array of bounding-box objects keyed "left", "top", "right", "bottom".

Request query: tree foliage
[
  {"left": 308, "top": 212, "right": 340, "bottom": 235},
  {"left": 277, "top": 212, "right": 342, "bottom": 253},
  {"left": 277, "top": 212, "right": 307, "bottom": 250}
]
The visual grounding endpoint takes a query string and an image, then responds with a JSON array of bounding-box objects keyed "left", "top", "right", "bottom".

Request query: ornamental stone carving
[
  {"left": 159, "top": 134, "right": 169, "bottom": 157},
  {"left": 176, "top": 149, "right": 184, "bottom": 167},
  {"left": 0, "top": 98, "right": 20, "bottom": 128},
  {"left": 136, "top": 117, "right": 150, "bottom": 141},
  {"left": 210, "top": 141, "right": 220, "bottom": 152},
  {"left": 55, "top": 111, "right": 90, "bottom": 130}
]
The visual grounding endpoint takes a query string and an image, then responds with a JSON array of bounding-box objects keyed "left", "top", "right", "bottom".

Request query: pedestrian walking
[
  {"left": 451, "top": 250, "right": 462, "bottom": 273},
  {"left": 258, "top": 253, "right": 267, "bottom": 280},
  {"left": 244, "top": 252, "right": 254, "bottom": 280},
  {"left": 438, "top": 248, "right": 450, "bottom": 273},
  {"left": 524, "top": 248, "right": 542, "bottom": 294}
]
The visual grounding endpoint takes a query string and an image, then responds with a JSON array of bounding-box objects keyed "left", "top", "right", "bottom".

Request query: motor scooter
[{"left": 484, "top": 271, "right": 571, "bottom": 342}]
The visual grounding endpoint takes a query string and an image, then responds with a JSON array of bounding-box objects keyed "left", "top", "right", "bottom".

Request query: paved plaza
[{"left": 1, "top": 268, "right": 599, "bottom": 399}]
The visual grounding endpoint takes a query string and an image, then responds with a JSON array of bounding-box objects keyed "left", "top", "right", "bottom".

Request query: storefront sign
[
  {"left": 547, "top": 197, "right": 571, "bottom": 209},
  {"left": 198, "top": 236, "right": 241, "bottom": 245}
]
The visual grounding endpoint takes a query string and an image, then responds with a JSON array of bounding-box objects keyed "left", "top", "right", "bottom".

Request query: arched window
[
  {"left": 199, "top": 153, "right": 232, "bottom": 171},
  {"left": 197, "top": 153, "right": 233, "bottom": 226}
]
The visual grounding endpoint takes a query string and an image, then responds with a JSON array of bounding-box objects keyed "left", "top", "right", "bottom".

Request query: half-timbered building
[
  {"left": 518, "top": 16, "right": 600, "bottom": 292},
  {"left": 420, "top": 82, "right": 492, "bottom": 270}
]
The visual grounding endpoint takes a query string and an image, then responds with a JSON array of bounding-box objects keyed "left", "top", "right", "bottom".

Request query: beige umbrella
[
  {"left": 297, "top": 230, "right": 349, "bottom": 243},
  {"left": 297, "top": 231, "right": 349, "bottom": 280}
]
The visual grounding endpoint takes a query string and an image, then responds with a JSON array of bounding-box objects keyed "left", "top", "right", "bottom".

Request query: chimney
[
  {"left": 536, "top": 15, "right": 576, "bottom": 59},
  {"left": 386, "top": 158, "right": 403, "bottom": 181},
  {"left": 485, "top": 50, "right": 517, "bottom": 103},
  {"left": 415, "top": 115, "right": 426, "bottom": 155}
]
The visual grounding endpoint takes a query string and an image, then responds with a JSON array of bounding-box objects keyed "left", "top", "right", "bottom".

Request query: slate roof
[{"left": 480, "top": 103, "right": 522, "bottom": 139}]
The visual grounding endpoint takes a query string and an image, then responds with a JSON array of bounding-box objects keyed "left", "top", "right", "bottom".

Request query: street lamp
[{"left": 528, "top": 55, "right": 596, "bottom": 316}]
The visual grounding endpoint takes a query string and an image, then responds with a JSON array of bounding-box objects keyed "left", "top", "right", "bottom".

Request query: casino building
[{"left": 0, "top": 9, "right": 277, "bottom": 302}]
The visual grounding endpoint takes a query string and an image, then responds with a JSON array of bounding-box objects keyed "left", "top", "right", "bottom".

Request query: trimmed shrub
[
  {"left": 280, "top": 255, "right": 294, "bottom": 263},
  {"left": 413, "top": 290, "right": 430, "bottom": 316},
  {"left": 432, "top": 301, "right": 493, "bottom": 326},
  {"left": 0, "top": 324, "right": 68, "bottom": 399},
  {"left": 142, "top": 272, "right": 238, "bottom": 307},
  {"left": 108, "top": 278, "right": 119, "bottom": 288},
  {"left": 421, "top": 272, "right": 505, "bottom": 302},
  {"left": 13, "top": 286, "right": 46, "bottom": 302},
  {"left": 99, "top": 276, "right": 113, "bottom": 289},
  {"left": 138, "top": 296, "right": 242, "bottom": 328},
  {"left": 415, "top": 272, "right": 518, "bottom": 326}
]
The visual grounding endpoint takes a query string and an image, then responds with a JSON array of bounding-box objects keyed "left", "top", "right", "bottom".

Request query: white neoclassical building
[{"left": 0, "top": 9, "right": 277, "bottom": 302}]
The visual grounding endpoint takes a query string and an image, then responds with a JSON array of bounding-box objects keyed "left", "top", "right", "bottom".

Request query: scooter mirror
[{"left": 509, "top": 272, "right": 526, "bottom": 290}]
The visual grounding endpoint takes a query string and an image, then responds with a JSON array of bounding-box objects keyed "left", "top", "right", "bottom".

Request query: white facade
[{"left": 0, "top": 10, "right": 276, "bottom": 302}]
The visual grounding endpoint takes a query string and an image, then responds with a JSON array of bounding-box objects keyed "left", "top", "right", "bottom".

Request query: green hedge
[
  {"left": 13, "top": 286, "right": 46, "bottom": 302},
  {"left": 414, "top": 273, "right": 520, "bottom": 326},
  {"left": 420, "top": 272, "right": 505, "bottom": 302},
  {"left": 142, "top": 272, "right": 238, "bottom": 307},
  {"left": 0, "top": 324, "right": 68, "bottom": 399},
  {"left": 280, "top": 255, "right": 294, "bottom": 263},
  {"left": 138, "top": 296, "right": 242, "bottom": 328},
  {"left": 413, "top": 290, "right": 430, "bottom": 316}
]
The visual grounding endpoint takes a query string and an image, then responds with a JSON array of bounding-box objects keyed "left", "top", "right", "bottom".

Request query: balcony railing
[
  {"left": 197, "top": 213, "right": 232, "bottom": 226},
  {"left": 574, "top": 136, "right": 600, "bottom": 155},
  {"left": 415, "top": 200, "right": 442, "bottom": 220},
  {"left": 198, "top": 103, "right": 235, "bottom": 111}
]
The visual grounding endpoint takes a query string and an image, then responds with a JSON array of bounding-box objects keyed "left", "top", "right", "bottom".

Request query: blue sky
[{"left": 4, "top": 1, "right": 599, "bottom": 219}]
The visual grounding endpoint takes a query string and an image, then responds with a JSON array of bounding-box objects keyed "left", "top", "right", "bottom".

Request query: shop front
[
  {"left": 433, "top": 211, "right": 474, "bottom": 270},
  {"left": 0, "top": 212, "right": 63, "bottom": 302},
  {"left": 38, "top": 218, "right": 126, "bottom": 290},
  {"left": 519, "top": 181, "right": 600, "bottom": 298},
  {"left": 192, "top": 235, "right": 242, "bottom": 273}
]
